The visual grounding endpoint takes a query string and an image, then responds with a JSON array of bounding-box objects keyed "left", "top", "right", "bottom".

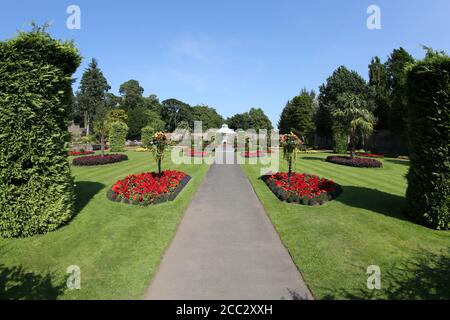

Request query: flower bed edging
[
  {"left": 261, "top": 172, "right": 343, "bottom": 206},
  {"left": 106, "top": 172, "right": 191, "bottom": 207},
  {"left": 72, "top": 154, "right": 128, "bottom": 166},
  {"left": 326, "top": 156, "right": 382, "bottom": 168}
]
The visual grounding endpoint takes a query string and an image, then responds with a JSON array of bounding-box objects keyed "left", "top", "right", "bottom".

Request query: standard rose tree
[
  {"left": 281, "top": 132, "right": 303, "bottom": 182},
  {"left": 151, "top": 132, "right": 168, "bottom": 175}
]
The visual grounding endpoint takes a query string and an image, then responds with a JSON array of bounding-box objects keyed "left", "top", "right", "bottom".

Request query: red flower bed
[
  {"left": 326, "top": 156, "right": 382, "bottom": 168},
  {"left": 69, "top": 151, "right": 95, "bottom": 156},
  {"left": 185, "top": 149, "right": 209, "bottom": 157},
  {"left": 262, "top": 172, "right": 342, "bottom": 206},
  {"left": 107, "top": 170, "right": 191, "bottom": 206},
  {"left": 241, "top": 150, "right": 267, "bottom": 158},
  {"left": 356, "top": 152, "right": 384, "bottom": 158},
  {"left": 72, "top": 154, "right": 128, "bottom": 166}
]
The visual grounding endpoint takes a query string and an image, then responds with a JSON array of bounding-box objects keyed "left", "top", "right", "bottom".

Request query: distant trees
[
  {"left": 191, "top": 105, "right": 224, "bottom": 130},
  {"left": 278, "top": 89, "right": 316, "bottom": 145},
  {"left": 76, "top": 59, "right": 111, "bottom": 135},
  {"left": 368, "top": 56, "right": 390, "bottom": 130},
  {"left": 227, "top": 108, "right": 273, "bottom": 132}
]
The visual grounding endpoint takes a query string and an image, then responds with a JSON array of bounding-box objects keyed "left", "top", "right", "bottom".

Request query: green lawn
[
  {"left": 242, "top": 153, "right": 450, "bottom": 300},
  {"left": 0, "top": 151, "right": 209, "bottom": 299}
]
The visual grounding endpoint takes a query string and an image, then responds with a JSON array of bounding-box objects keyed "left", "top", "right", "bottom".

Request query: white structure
[
  {"left": 216, "top": 124, "right": 235, "bottom": 146},
  {"left": 215, "top": 124, "right": 235, "bottom": 164}
]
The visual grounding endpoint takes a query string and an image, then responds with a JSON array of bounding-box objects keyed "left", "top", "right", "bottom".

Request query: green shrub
[
  {"left": 333, "top": 129, "right": 348, "bottom": 154},
  {"left": 141, "top": 126, "right": 155, "bottom": 148},
  {"left": 405, "top": 55, "right": 450, "bottom": 230},
  {"left": 109, "top": 121, "right": 128, "bottom": 152},
  {"left": 0, "top": 30, "right": 81, "bottom": 238}
]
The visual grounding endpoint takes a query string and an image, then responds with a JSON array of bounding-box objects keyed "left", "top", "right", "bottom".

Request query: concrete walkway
[{"left": 145, "top": 163, "right": 313, "bottom": 300}]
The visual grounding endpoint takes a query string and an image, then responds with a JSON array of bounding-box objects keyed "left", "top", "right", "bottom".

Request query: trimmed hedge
[
  {"left": 405, "top": 55, "right": 450, "bottom": 230},
  {"left": 0, "top": 31, "right": 81, "bottom": 238},
  {"left": 109, "top": 121, "right": 128, "bottom": 152},
  {"left": 326, "top": 156, "right": 382, "bottom": 168},
  {"left": 141, "top": 126, "right": 155, "bottom": 148},
  {"left": 73, "top": 154, "right": 128, "bottom": 166}
]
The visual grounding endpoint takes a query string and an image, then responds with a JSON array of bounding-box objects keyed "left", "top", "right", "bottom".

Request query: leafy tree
[
  {"left": 278, "top": 89, "right": 316, "bottom": 145},
  {"left": 191, "top": 105, "right": 224, "bottom": 130},
  {"left": 107, "top": 108, "right": 128, "bottom": 125},
  {"left": 385, "top": 48, "right": 415, "bottom": 132},
  {"left": 331, "top": 93, "right": 375, "bottom": 157},
  {"left": 317, "top": 66, "right": 368, "bottom": 141},
  {"left": 119, "top": 80, "right": 144, "bottom": 111},
  {"left": 128, "top": 107, "right": 165, "bottom": 140},
  {"left": 368, "top": 56, "right": 391, "bottom": 130},
  {"left": 227, "top": 112, "right": 252, "bottom": 130},
  {"left": 76, "top": 59, "right": 111, "bottom": 135},
  {"left": 161, "top": 98, "right": 192, "bottom": 131}
]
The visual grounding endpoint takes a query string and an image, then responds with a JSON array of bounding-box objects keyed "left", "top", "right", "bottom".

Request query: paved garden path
[{"left": 145, "top": 163, "right": 313, "bottom": 300}]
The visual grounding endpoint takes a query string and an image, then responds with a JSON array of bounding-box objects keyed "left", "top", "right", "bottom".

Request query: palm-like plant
[{"left": 332, "top": 93, "right": 375, "bottom": 158}]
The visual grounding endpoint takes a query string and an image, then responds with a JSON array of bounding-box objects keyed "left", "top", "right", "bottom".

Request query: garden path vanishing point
[{"left": 145, "top": 163, "right": 313, "bottom": 300}]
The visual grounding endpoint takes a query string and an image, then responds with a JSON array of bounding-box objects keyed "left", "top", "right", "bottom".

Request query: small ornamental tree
[
  {"left": 151, "top": 132, "right": 168, "bottom": 175},
  {"left": 141, "top": 126, "right": 155, "bottom": 148},
  {"left": 109, "top": 121, "right": 128, "bottom": 152},
  {"left": 0, "top": 29, "right": 81, "bottom": 238},
  {"left": 281, "top": 132, "right": 303, "bottom": 182},
  {"left": 405, "top": 54, "right": 450, "bottom": 230}
]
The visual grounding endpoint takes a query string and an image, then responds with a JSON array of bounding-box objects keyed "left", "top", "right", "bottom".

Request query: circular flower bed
[
  {"left": 107, "top": 170, "right": 191, "bottom": 206},
  {"left": 69, "top": 151, "right": 95, "bottom": 156},
  {"left": 262, "top": 172, "right": 342, "bottom": 206},
  {"left": 355, "top": 152, "right": 384, "bottom": 158},
  {"left": 326, "top": 156, "right": 382, "bottom": 168},
  {"left": 241, "top": 150, "right": 268, "bottom": 158},
  {"left": 72, "top": 154, "right": 128, "bottom": 166},
  {"left": 185, "top": 149, "right": 209, "bottom": 157}
]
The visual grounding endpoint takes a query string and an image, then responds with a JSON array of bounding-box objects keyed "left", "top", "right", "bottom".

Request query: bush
[
  {"left": 0, "top": 30, "right": 81, "bottom": 238},
  {"left": 333, "top": 129, "right": 348, "bottom": 154},
  {"left": 326, "top": 156, "right": 382, "bottom": 168},
  {"left": 405, "top": 55, "right": 450, "bottom": 230},
  {"left": 73, "top": 154, "right": 128, "bottom": 166},
  {"left": 109, "top": 121, "right": 128, "bottom": 152},
  {"left": 141, "top": 126, "right": 155, "bottom": 148}
]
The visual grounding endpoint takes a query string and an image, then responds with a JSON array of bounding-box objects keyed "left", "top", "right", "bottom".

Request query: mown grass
[
  {"left": 241, "top": 153, "right": 450, "bottom": 300},
  {"left": 0, "top": 151, "right": 209, "bottom": 299}
]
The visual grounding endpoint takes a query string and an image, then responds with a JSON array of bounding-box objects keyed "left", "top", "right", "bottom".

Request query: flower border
[{"left": 326, "top": 156, "right": 383, "bottom": 168}]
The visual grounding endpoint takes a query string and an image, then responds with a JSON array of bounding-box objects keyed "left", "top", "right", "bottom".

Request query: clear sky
[{"left": 1, "top": 0, "right": 450, "bottom": 126}]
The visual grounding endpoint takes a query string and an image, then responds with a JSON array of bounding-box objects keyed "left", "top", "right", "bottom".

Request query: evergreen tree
[
  {"left": 368, "top": 56, "right": 391, "bottom": 130},
  {"left": 76, "top": 59, "right": 111, "bottom": 135}
]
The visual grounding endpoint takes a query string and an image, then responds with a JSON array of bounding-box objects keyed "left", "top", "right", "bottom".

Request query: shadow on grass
[
  {"left": 0, "top": 264, "right": 65, "bottom": 300},
  {"left": 300, "top": 157, "right": 326, "bottom": 162},
  {"left": 336, "top": 186, "right": 408, "bottom": 222},
  {"left": 74, "top": 181, "right": 105, "bottom": 215},
  {"left": 321, "top": 249, "right": 450, "bottom": 300},
  {"left": 385, "top": 159, "right": 410, "bottom": 166}
]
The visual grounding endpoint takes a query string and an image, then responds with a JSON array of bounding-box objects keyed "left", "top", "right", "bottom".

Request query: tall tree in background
[
  {"left": 191, "top": 105, "right": 224, "bottom": 130},
  {"left": 385, "top": 48, "right": 415, "bottom": 133},
  {"left": 317, "top": 66, "right": 368, "bottom": 151},
  {"left": 161, "top": 98, "right": 192, "bottom": 132},
  {"left": 368, "top": 56, "right": 391, "bottom": 130},
  {"left": 227, "top": 112, "right": 252, "bottom": 130},
  {"left": 76, "top": 59, "right": 111, "bottom": 135},
  {"left": 332, "top": 93, "right": 375, "bottom": 157},
  {"left": 248, "top": 108, "right": 273, "bottom": 131},
  {"left": 278, "top": 89, "right": 316, "bottom": 145},
  {"left": 119, "top": 80, "right": 144, "bottom": 111}
]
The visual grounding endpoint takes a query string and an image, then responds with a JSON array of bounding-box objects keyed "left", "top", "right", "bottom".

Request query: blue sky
[{"left": 1, "top": 0, "right": 450, "bottom": 126}]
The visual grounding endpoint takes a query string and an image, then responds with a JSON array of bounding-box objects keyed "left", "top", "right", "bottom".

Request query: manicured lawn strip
[
  {"left": 0, "top": 151, "right": 209, "bottom": 299},
  {"left": 242, "top": 153, "right": 450, "bottom": 299}
]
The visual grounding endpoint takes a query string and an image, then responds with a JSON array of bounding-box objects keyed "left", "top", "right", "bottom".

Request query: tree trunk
[
  {"left": 85, "top": 112, "right": 90, "bottom": 136},
  {"left": 158, "top": 158, "right": 162, "bottom": 175},
  {"left": 100, "top": 133, "right": 105, "bottom": 158}
]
